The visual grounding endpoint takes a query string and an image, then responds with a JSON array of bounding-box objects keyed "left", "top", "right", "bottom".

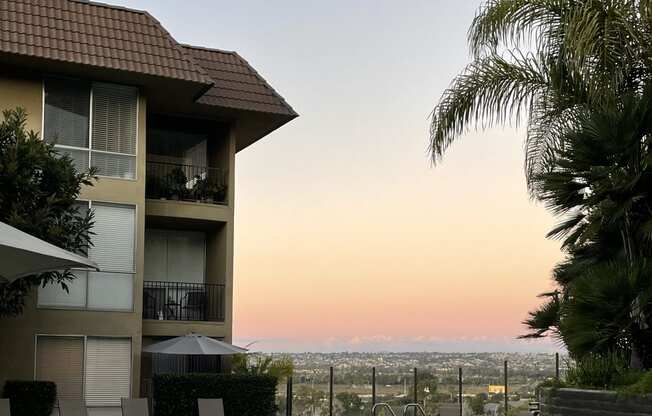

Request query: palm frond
[
  {"left": 520, "top": 292, "right": 561, "bottom": 339},
  {"left": 429, "top": 52, "right": 547, "bottom": 162},
  {"left": 468, "top": 0, "right": 568, "bottom": 57}
]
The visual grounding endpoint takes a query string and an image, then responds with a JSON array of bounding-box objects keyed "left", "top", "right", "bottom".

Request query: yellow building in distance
[{"left": 488, "top": 385, "right": 506, "bottom": 394}]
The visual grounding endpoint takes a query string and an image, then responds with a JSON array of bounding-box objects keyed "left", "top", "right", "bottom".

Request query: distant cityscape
[{"left": 274, "top": 352, "right": 560, "bottom": 415}]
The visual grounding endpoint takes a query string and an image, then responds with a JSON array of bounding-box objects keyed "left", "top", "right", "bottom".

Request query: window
[
  {"left": 36, "top": 336, "right": 131, "bottom": 407},
  {"left": 84, "top": 338, "right": 131, "bottom": 406},
  {"left": 144, "top": 229, "right": 206, "bottom": 284},
  {"left": 38, "top": 202, "right": 136, "bottom": 311},
  {"left": 35, "top": 336, "right": 84, "bottom": 401},
  {"left": 44, "top": 78, "right": 138, "bottom": 179}
]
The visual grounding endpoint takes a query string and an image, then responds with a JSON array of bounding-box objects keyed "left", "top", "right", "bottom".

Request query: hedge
[
  {"left": 2, "top": 381, "right": 57, "bottom": 416},
  {"left": 153, "top": 374, "right": 278, "bottom": 416}
]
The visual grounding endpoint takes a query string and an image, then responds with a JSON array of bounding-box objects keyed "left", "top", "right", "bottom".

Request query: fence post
[
  {"left": 413, "top": 368, "right": 418, "bottom": 404},
  {"left": 504, "top": 360, "right": 508, "bottom": 415},
  {"left": 458, "top": 367, "right": 463, "bottom": 416},
  {"left": 372, "top": 367, "right": 376, "bottom": 407},
  {"left": 329, "top": 366, "right": 334, "bottom": 416},
  {"left": 286, "top": 376, "right": 293, "bottom": 416},
  {"left": 555, "top": 352, "right": 560, "bottom": 381}
]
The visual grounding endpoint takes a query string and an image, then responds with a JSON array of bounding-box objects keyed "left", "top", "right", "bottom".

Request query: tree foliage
[
  {"left": 0, "top": 108, "right": 95, "bottom": 317},
  {"left": 232, "top": 353, "right": 294, "bottom": 380},
  {"left": 335, "top": 392, "right": 363, "bottom": 416},
  {"left": 430, "top": 0, "right": 649, "bottom": 189},
  {"left": 520, "top": 91, "right": 652, "bottom": 366},
  {"left": 430, "top": 0, "right": 652, "bottom": 368},
  {"left": 469, "top": 393, "right": 486, "bottom": 415}
]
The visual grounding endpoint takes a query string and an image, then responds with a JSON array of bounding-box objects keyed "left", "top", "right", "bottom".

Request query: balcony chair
[
  {"left": 0, "top": 399, "right": 9, "bottom": 416},
  {"left": 142, "top": 289, "right": 158, "bottom": 320},
  {"left": 182, "top": 289, "right": 206, "bottom": 320},
  {"left": 58, "top": 400, "right": 88, "bottom": 416},
  {"left": 121, "top": 398, "right": 149, "bottom": 416},
  {"left": 198, "top": 398, "right": 224, "bottom": 416}
]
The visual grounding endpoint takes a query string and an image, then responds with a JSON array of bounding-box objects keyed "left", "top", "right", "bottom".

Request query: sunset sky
[{"left": 117, "top": 0, "right": 564, "bottom": 353}]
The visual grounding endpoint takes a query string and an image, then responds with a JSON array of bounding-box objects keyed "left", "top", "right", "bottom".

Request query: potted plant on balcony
[
  {"left": 197, "top": 181, "right": 226, "bottom": 205},
  {"left": 210, "top": 182, "right": 227, "bottom": 204},
  {"left": 146, "top": 174, "right": 165, "bottom": 199},
  {"left": 191, "top": 175, "right": 208, "bottom": 203},
  {"left": 166, "top": 167, "right": 188, "bottom": 200}
]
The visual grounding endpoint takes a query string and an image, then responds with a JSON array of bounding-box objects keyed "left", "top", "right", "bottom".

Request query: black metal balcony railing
[
  {"left": 143, "top": 281, "right": 225, "bottom": 322},
  {"left": 146, "top": 161, "right": 228, "bottom": 205}
]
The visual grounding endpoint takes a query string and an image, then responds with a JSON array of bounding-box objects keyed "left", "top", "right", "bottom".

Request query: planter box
[{"left": 540, "top": 387, "right": 652, "bottom": 415}]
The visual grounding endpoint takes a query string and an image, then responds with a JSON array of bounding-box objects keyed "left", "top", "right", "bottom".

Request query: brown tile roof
[
  {"left": 184, "top": 45, "right": 297, "bottom": 117},
  {"left": 0, "top": 0, "right": 213, "bottom": 85},
  {"left": 0, "top": 0, "right": 297, "bottom": 120}
]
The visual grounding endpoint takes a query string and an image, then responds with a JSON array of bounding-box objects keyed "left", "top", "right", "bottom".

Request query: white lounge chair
[
  {"left": 121, "top": 398, "right": 149, "bottom": 416},
  {"left": 58, "top": 400, "right": 88, "bottom": 416},
  {"left": 198, "top": 398, "right": 224, "bottom": 416},
  {"left": 0, "top": 399, "right": 10, "bottom": 416}
]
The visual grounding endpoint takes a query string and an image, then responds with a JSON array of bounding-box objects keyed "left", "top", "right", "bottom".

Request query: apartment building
[{"left": 0, "top": 0, "right": 297, "bottom": 413}]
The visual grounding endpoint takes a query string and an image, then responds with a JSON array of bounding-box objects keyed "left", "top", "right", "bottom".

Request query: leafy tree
[
  {"left": 232, "top": 353, "right": 294, "bottom": 380},
  {"left": 335, "top": 392, "right": 363, "bottom": 416},
  {"left": 418, "top": 373, "right": 439, "bottom": 414},
  {"left": 469, "top": 393, "right": 486, "bottom": 415},
  {"left": 0, "top": 108, "right": 95, "bottom": 317}
]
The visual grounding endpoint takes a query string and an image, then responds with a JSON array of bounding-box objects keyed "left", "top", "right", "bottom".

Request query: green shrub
[
  {"left": 2, "top": 380, "right": 56, "bottom": 416},
  {"left": 565, "top": 352, "right": 640, "bottom": 389},
  {"left": 153, "top": 373, "right": 277, "bottom": 416},
  {"left": 537, "top": 377, "right": 566, "bottom": 389},
  {"left": 620, "top": 371, "right": 652, "bottom": 396}
]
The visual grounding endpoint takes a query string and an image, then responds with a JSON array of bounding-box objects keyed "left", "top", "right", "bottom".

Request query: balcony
[
  {"left": 143, "top": 281, "right": 225, "bottom": 322},
  {"left": 145, "top": 161, "right": 228, "bottom": 205}
]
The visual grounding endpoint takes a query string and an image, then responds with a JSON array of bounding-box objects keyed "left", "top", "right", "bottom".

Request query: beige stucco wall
[
  {"left": 0, "top": 74, "right": 236, "bottom": 395},
  {"left": 0, "top": 75, "right": 42, "bottom": 131},
  {"left": 0, "top": 75, "right": 147, "bottom": 398}
]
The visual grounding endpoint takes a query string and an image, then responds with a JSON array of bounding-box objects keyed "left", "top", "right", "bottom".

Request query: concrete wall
[{"left": 541, "top": 388, "right": 652, "bottom": 415}]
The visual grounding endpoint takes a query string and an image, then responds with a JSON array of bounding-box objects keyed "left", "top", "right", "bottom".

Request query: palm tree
[
  {"left": 430, "top": 0, "right": 652, "bottom": 368},
  {"left": 430, "top": 0, "right": 648, "bottom": 190},
  {"left": 560, "top": 261, "right": 652, "bottom": 360},
  {"left": 520, "top": 91, "right": 652, "bottom": 367}
]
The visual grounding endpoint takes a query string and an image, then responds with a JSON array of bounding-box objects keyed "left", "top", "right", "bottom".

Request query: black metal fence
[
  {"left": 145, "top": 161, "right": 228, "bottom": 205},
  {"left": 143, "top": 281, "right": 225, "bottom": 322},
  {"left": 280, "top": 354, "right": 561, "bottom": 416}
]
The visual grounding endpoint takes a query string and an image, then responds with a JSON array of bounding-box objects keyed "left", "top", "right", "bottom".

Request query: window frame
[
  {"left": 36, "top": 200, "right": 138, "bottom": 313},
  {"left": 41, "top": 76, "right": 140, "bottom": 181},
  {"left": 34, "top": 334, "right": 132, "bottom": 408}
]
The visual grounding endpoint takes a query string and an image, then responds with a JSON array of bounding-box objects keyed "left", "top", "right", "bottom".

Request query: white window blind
[
  {"left": 43, "top": 78, "right": 90, "bottom": 149},
  {"left": 43, "top": 78, "right": 138, "bottom": 179},
  {"left": 167, "top": 231, "right": 205, "bottom": 284},
  {"left": 144, "top": 229, "right": 205, "bottom": 283},
  {"left": 91, "top": 152, "right": 137, "bottom": 179},
  {"left": 84, "top": 338, "right": 131, "bottom": 406},
  {"left": 87, "top": 272, "right": 133, "bottom": 310},
  {"left": 38, "top": 271, "right": 87, "bottom": 308},
  {"left": 44, "top": 78, "right": 91, "bottom": 172},
  {"left": 38, "top": 202, "right": 135, "bottom": 311},
  {"left": 144, "top": 229, "right": 168, "bottom": 282},
  {"left": 36, "top": 336, "right": 84, "bottom": 401},
  {"left": 91, "top": 82, "right": 137, "bottom": 179},
  {"left": 89, "top": 203, "right": 135, "bottom": 273}
]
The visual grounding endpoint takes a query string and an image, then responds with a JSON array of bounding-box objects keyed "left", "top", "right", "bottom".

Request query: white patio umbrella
[
  {"left": 0, "top": 221, "right": 99, "bottom": 282},
  {"left": 143, "top": 333, "right": 248, "bottom": 355}
]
